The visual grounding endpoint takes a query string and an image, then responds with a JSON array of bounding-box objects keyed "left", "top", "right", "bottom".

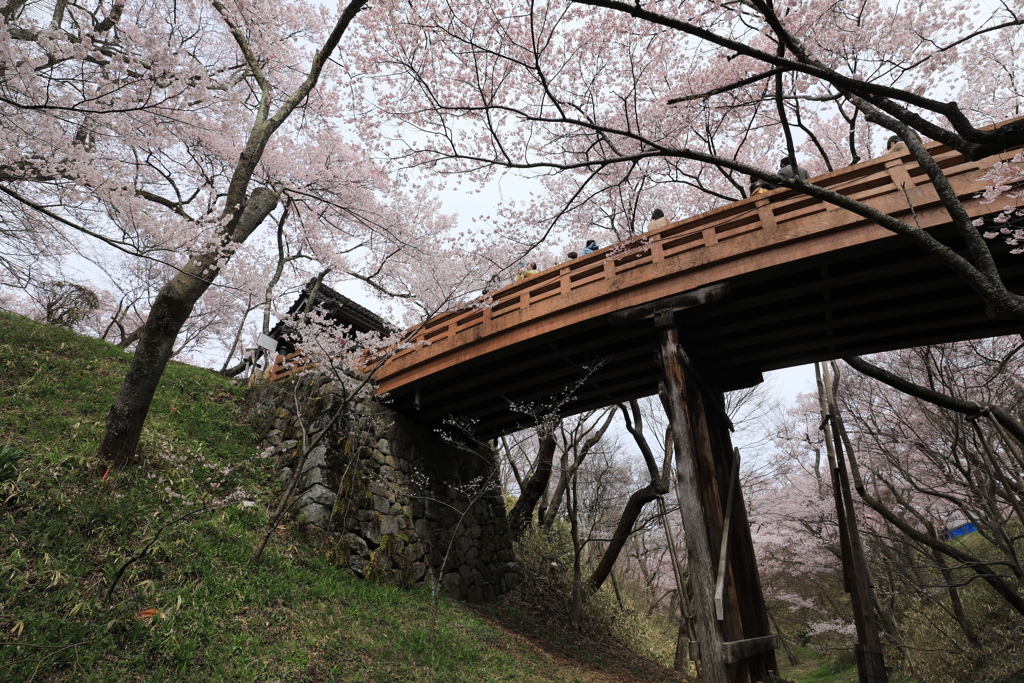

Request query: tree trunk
[
  {"left": 536, "top": 487, "right": 549, "bottom": 528},
  {"left": 220, "top": 294, "right": 252, "bottom": 374},
  {"left": 96, "top": 188, "right": 278, "bottom": 464},
  {"left": 506, "top": 429, "right": 557, "bottom": 541},
  {"left": 831, "top": 365, "right": 1024, "bottom": 618},
  {"left": 587, "top": 482, "right": 662, "bottom": 592},
  {"left": 767, "top": 605, "right": 799, "bottom": 666},
  {"left": 569, "top": 454, "right": 583, "bottom": 629},
  {"left": 116, "top": 326, "right": 141, "bottom": 349},
  {"left": 221, "top": 356, "right": 252, "bottom": 378},
  {"left": 96, "top": 282, "right": 204, "bottom": 464},
  {"left": 931, "top": 545, "right": 978, "bottom": 645},
  {"left": 541, "top": 470, "right": 565, "bottom": 527}
]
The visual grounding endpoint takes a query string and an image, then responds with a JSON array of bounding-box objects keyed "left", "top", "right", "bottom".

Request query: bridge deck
[{"left": 365, "top": 132, "right": 1022, "bottom": 436}]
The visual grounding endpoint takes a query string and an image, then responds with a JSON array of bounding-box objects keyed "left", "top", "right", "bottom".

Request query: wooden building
[{"left": 269, "top": 278, "right": 394, "bottom": 355}]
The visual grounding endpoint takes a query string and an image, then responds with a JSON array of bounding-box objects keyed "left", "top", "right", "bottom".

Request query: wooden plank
[
  {"left": 607, "top": 283, "right": 731, "bottom": 325},
  {"left": 721, "top": 636, "right": 779, "bottom": 664},
  {"left": 722, "top": 307, "right": 1002, "bottom": 367},
  {"left": 413, "top": 332, "right": 652, "bottom": 415},
  {"left": 755, "top": 199, "right": 777, "bottom": 232},
  {"left": 885, "top": 158, "right": 917, "bottom": 190},
  {"left": 715, "top": 448, "right": 740, "bottom": 621},
  {"left": 711, "top": 292, "right": 984, "bottom": 352}
]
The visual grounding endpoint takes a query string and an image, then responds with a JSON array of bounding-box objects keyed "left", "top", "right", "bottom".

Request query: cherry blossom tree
[
  {"left": 0, "top": 0, "right": 501, "bottom": 464},
  {"left": 746, "top": 392, "right": 852, "bottom": 642},
  {"left": 360, "top": 0, "right": 1024, "bottom": 315},
  {"left": 749, "top": 340, "right": 1024, "bottom": 678},
  {"left": 836, "top": 344, "right": 1024, "bottom": 617}
]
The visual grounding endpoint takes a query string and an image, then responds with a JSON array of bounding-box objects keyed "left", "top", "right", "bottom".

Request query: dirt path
[{"left": 469, "top": 580, "right": 692, "bottom": 683}]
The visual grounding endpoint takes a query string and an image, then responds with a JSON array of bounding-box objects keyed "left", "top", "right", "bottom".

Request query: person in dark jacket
[
  {"left": 648, "top": 208, "right": 669, "bottom": 230},
  {"left": 778, "top": 155, "right": 809, "bottom": 181},
  {"left": 750, "top": 176, "right": 776, "bottom": 195}
]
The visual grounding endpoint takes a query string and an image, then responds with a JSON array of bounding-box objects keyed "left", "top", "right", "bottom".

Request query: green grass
[
  {"left": 0, "top": 311, "right": 626, "bottom": 682},
  {"left": 776, "top": 647, "right": 859, "bottom": 683}
]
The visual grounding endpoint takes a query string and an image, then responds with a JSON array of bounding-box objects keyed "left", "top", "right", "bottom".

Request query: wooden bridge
[
  {"left": 270, "top": 123, "right": 1021, "bottom": 683},
  {"left": 373, "top": 135, "right": 1023, "bottom": 437}
]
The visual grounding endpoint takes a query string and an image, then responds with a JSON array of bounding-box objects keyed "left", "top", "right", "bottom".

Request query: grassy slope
[
  {"left": 0, "top": 312, "right": 681, "bottom": 683},
  {"left": 774, "top": 647, "right": 858, "bottom": 683}
]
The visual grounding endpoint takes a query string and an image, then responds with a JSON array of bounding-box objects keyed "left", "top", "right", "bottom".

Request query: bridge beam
[{"left": 657, "top": 310, "right": 778, "bottom": 683}]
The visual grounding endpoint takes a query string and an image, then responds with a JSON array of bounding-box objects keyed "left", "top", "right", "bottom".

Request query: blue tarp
[{"left": 945, "top": 522, "right": 977, "bottom": 538}]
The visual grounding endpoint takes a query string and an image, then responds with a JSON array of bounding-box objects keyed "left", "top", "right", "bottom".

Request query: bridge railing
[
  {"left": 381, "top": 138, "right": 1014, "bottom": 365},
  {"left": 268, "top": 128, "right": 1020, "bottom": 386},
  {"left": 264, "top": 351, "right": 316, "bottom": 383}
]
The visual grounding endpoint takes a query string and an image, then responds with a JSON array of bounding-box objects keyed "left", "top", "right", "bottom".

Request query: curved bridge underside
[{"left": 376, "top": 137, "right": 1024, "bottom": 438}]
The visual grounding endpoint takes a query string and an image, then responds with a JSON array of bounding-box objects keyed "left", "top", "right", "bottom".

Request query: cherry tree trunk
[
  {"left": 97, "top": 284, "right": 202, "bottom": 464},
  {"left": 587, "top": 483, "right": 661, "bottom": 592},
  {"left": 97, "top": 189, "right": 278, "bottom": 464},
  {"left": 506, "top": 430, "right": 557, "bottom": 541}
]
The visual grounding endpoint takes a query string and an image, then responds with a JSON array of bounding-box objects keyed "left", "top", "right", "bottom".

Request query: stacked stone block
[{"left": 247, "top": 374, "right": 518, "bottom": 603}]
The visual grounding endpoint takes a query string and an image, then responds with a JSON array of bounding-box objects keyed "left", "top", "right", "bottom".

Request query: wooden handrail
[
  {"left": 381, "top": 138, "right": 1018, "bottom": 366},
  {"left": 266, "top": 123, "right": 1022, "bottom": 388},
  {"left": 265, "top": 351, "right": 315, "bottom": 383}
]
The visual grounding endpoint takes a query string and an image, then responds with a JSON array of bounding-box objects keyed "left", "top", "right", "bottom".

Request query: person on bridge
[
  {"left": 887, "top": 135, "right": 909, "bottom": 153},
  {"left": 779, "top": 155, "right": 810, "bottom": 182},
  {"left": 518, "top": 262, "right": 540, "bottom": 279},
  {"left": 648, "top": 208, "right": 669, "bottom": 230},
  {"left": 581, "top": 239, "right": 600, "bottom": 255},
  {"left": 566, "top": 251, "right": 578, "bottom": 260},
  {"left": 750, "top": 175, "right": 776, "bottom": 195}
]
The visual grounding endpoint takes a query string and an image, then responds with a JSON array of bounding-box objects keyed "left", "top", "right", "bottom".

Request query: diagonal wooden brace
[{"left": 715, "top": 447, "right": 741, "bottom": 621}]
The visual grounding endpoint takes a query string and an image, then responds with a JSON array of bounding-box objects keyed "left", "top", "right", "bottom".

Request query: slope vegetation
[{"left": 0, "top": 311, "right": 682, "bottom": 682}]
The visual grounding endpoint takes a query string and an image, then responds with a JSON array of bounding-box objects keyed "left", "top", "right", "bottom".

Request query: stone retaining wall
[{"left": 247, "top": 374, "right": 517, "bottom": 603}]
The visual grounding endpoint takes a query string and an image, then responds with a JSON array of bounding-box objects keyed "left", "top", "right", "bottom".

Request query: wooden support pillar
[
  {"left": 659, "top": 312, "right": 730, "bottom": 683},
  {"left": 680, "top": 363, "right": 748, "bottom": 661},
  {"left": 657, "top": 310, "right": 778, "bottom": 683},
  {"left": 708, "top": 393, "right": 778, "bottom": 679},
  {"left": 702, "top": 379, "right": 779, "bottom": 682}
]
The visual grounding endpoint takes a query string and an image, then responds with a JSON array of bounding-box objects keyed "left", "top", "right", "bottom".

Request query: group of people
[
  {"left": 749, "top": 155, "right": 810, "bottom": 195},
  {"left": 512, "top": 206, "right": 674, "bottom": 285},
  {"left": 506, "top": 134, "right": 914, "bottom": 291},
  {"left": 517, "top": 239, "right": 601, "bottom": 281}
]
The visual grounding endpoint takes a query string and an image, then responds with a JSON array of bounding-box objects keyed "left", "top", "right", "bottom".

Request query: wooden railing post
[{"left": 754, "top": 198, "right": 777, "bottom": 232}]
